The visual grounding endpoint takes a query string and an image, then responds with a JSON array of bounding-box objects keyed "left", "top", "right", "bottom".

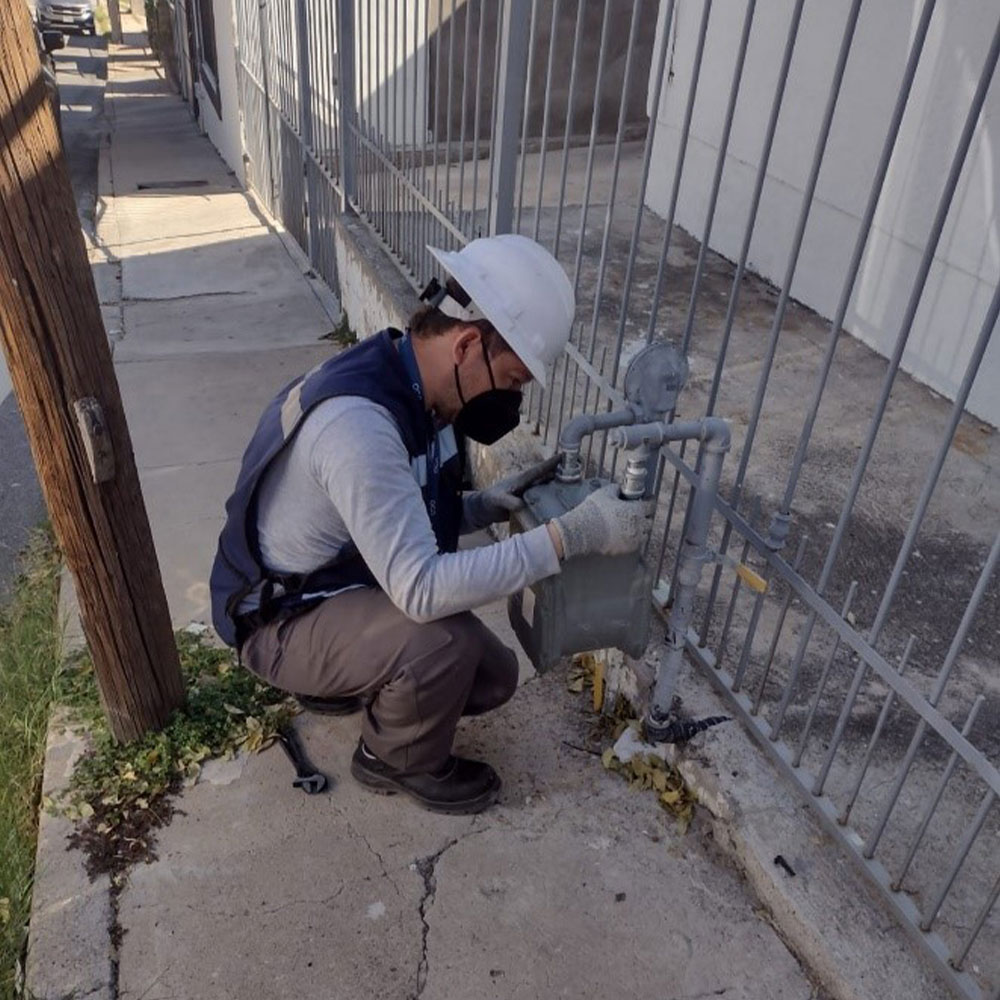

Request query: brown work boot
[{"left": 350, "top": 740, "right": 501, "bottom": 815}]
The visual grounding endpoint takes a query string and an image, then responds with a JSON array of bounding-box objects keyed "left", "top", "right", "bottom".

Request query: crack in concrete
[
  {"left": 344, "top": 818, "right": 404, "bottom": 899},
  {"left": 410, "top": 827, "right": 484, "bottom": 1000},
  {"left": 666, "top": 989, "right": 728, "bottom": 1000},
  {"left": 108, "top": 874, "right": 124, "bottom": 1000},
  {"left": 121, "top": 290, "right": 244, "bottom": 304},
  {"left": 412, "top": 837, "right": 460, "bottom": 1000},
  {"left": 259, "top": 885, "right": 347, "bottom": 917}
]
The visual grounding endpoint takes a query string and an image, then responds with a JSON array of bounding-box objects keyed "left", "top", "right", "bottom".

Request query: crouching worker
[{"left": 209, "top": 235, "right": 651, "bottom": 814}]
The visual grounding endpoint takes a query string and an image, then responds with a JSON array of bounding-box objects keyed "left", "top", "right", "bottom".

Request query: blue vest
[{"left": 209, "top": 329, "right": 465, "bottom": 647}]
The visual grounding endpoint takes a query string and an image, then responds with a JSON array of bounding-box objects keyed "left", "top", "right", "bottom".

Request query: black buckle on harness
[{"left": 419, "top": 276, "right": 447, "bottom": 308}]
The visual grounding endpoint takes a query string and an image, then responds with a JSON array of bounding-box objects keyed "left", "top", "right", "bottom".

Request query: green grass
[{"left": 0, "top": 528, "right": 63, "bottom": 999}]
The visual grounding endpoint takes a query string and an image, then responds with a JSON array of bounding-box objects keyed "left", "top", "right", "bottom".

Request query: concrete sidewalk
[{"left": 27, "top": 18, "right": 950, "bottom": 1000}]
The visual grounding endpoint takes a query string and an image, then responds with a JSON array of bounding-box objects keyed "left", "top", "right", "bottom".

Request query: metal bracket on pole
[
  {"left": 489, "top": 0, "right": 531, "bottom": 234},
  {"left": 73, "top": 397, "right": 115, "bottom": 484},
  {"left": 336, "top": 0, "right": 358, "bottom": 207}
]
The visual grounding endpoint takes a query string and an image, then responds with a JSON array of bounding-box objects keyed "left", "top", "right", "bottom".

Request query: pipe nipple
[
  {"left": 556, "top": 448, "right": 583, "bottom": 483},
  {"left": 619, "top": 455, "right": 647, "bottom": 499}
]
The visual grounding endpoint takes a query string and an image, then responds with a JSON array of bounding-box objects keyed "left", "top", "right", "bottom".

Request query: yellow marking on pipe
[{"left": 735, "top": 562, "right": 768, "bottom": 594}]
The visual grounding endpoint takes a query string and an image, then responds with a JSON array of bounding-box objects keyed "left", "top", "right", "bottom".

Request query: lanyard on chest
[{"left": 397, "top": 334, "right": 443, "bottom": 519}]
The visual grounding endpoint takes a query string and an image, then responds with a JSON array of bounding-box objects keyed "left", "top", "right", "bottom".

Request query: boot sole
[
  {"left": 350, "top": 759, "right": 501, "bottom": 815},
  {"left": 295, "top": 696, "right": 362, "bottom": 717}
]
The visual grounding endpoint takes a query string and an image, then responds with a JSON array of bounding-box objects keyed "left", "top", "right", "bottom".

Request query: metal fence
[{"left": 216, "top": 1, "right": 999, "bottom": 995}]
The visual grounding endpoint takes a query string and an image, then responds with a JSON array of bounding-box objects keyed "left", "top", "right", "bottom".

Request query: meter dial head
[{"left": 623, "top": 342, "right": 689, "bottom": 419}]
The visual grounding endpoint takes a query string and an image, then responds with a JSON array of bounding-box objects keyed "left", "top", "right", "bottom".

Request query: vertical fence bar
[
  {"left": 606, "top": 0, "right": 674, "bottom": 382},
  {"left": 696, "top": 0, "right": 806, "bottom": 641},
  {"left": 793, "top": 280, "right": 1000, "bottom": 759},
  {"left": 644, "top": 0, "right": 712, "bottom": 341},
  {"left": 891, "top": 696, "right": 986, "bottom": 891},
  {"left": 531, "top": 0, "right": 561, "bottom": 241},
  {"left": 470, "top": 0, "right": 486, "bottom": 239},
  {"left": 715, "top": 498, "right": 762, "bottom": 669},
  {"left": 920, "top": 790, "right": 996, "bottom": 931},
  {"left": 838, "top": 634, "right": 916, "bottom": 821},
  {"left": 457, "top": 0, "right": 472, "bottom": 237},
  {"left": 773, "top": 248, "right": 1000, "bottom": 748},
  {"left": 256, "top": 0, "right": 277, "bottom": 210},
  {"left": 490, "top": 0, "right": 532, "bottom": 234},
  {"left": 680, "top": 0, "right": 757, "bottom": 353},
  {"left": 777, "top": 0, "right": 939, "bottom": 518},
  {"left": 953, "top": 873, "right": 1000, "bottom": 971},
  {"left": 771, "top": 16, "right": 1000, "bottom": 744},
  {"left": 294, "top": 0, "right": 322, "bottom": 268},
  {"left": 444, "top": 0, "right": 456, "bottom": 219},
  {"left": 337, "top": 0, "right": 358, "bottom": 204},
  {"left": 791, "top": 581, "right": 858, "bottom": 768},
  {"left": 551, "top": 0, "right": 587, "bottom": 259},
  {"left": 751, "top": 534, "right": 808, "bottom": 714},
  {"left": 569, "top": 0, "right": 612, "bottom": 298},
  {"left": 514, "top": 0, "right": 539, "bottom": 233},
  {"left": 646, "top": 0, "right": 755, "bottom": 573},
  {"left": 861, "top": 532, "right": 1000, "bottom": 858},
  {"left": 486, "top": 5, "right": 504, "bottom": 234},
  {"left": 420, "top": 1, "right": 432, "bottom": 267},
  {"left": 729, "top": 0, "right": 863, "bottom": 501},
  {"left": 432, "top": 0, "right": 443, "bottom": 213},
  {"left": 582, "top": 0, "right": 643, "bottom": 364}
]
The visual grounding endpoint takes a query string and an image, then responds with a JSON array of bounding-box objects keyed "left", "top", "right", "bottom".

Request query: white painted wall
[
  {"left": 357, "top": 0, "right": 430, "bottom": 148},
  {"left": 645, "top": 0, "right": 1000, "bottom": 426},
  {"left": 195, "top": 0, "right": 245, "bottom": 182}
]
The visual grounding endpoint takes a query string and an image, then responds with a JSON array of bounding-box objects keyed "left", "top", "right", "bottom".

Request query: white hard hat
[{"left": 426, "top": 235, "right": 575, "bottom": 384}]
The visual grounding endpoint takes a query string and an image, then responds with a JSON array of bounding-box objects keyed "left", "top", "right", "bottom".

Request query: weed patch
[{"left": 54, "top": 627, "right": 296, "bottom": 882}]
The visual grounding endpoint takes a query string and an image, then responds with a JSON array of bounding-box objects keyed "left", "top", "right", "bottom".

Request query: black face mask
[{"left": 453, "top": 342, "right": 523, "bottom": 445}]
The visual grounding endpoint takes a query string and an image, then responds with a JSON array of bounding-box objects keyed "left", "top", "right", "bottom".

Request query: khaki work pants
[{"left": 241, "top": 587, "right": 519, "bottom": 774}]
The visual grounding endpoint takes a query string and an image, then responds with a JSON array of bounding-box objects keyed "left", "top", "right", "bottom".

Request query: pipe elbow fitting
[
  {"left": 700, "top": 417, "right": 731, "bottom": 453},
  {"left": 557, "top": 408, "right": 639, "bottom": 481}
]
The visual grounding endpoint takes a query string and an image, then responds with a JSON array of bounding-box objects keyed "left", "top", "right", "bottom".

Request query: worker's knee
[
  {"left": 401, "top": 611, "right": 485, "bottom": 685},
  {"left": 492, "top": 645, "right": 519, "bottom": 705}
]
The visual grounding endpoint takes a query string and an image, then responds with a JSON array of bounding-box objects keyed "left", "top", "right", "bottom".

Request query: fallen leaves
[
  {"left": 602, "top": 747, "right": 696, "bottom": 831},
  {"left": 566, "top": 654, "right": 697, "bottom": 833}
]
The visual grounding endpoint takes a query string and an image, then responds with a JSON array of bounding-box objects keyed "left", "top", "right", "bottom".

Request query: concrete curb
[
  {"left": 654, "top": 660, "right": 948, "bottom": 1000},
  {"left": 25, "top": 714, "right": 114, "bottom": 1000}
]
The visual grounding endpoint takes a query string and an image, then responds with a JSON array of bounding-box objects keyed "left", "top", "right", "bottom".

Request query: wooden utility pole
[
  {"left": 108, "top": 0, "right": 124, "bottom": 44},
  {"left": 0, "top": 0, "right": 184, "bottom": 741}
]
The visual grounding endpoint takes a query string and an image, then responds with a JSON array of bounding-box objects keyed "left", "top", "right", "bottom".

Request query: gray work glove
[
  {"left": 465, "top": 455, "right": 562, "bottom": 525},
  {"left": 551, "top": 483, "right": 653, "bottom": 560}
]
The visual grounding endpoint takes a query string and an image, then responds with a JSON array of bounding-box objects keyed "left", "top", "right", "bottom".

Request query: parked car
[{"left": 36, "top": 0, "right": 95, "bottom": 35}]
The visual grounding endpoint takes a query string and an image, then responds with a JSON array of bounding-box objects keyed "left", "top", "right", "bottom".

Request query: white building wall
[
  {"left": 196, "top": 0, "right": 245, "bottom": 183},
  {"left": 645, "top": 0, "right": 1000, "bottom": 426},
  {"left": 357, "top": 0, "right": 430, "bottom": 148}
]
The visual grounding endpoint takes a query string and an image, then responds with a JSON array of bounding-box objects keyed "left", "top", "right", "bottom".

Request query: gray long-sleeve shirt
[{"left": 249, "top": 395, "right": 561, "bottom": 622}]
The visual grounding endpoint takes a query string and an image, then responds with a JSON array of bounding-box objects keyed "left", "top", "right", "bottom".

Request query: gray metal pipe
[
  {"left": 592, "top": 415, "right": 732, "bottom": 737},
  {"left": 648, "top": 438, "right": 728, "bottom": 733},
  {"left": 609, "top": 416, "right": 731, "bottom": 455},
  {"left": 556, "top": 407, "right": 638, "bottom": 482}
]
